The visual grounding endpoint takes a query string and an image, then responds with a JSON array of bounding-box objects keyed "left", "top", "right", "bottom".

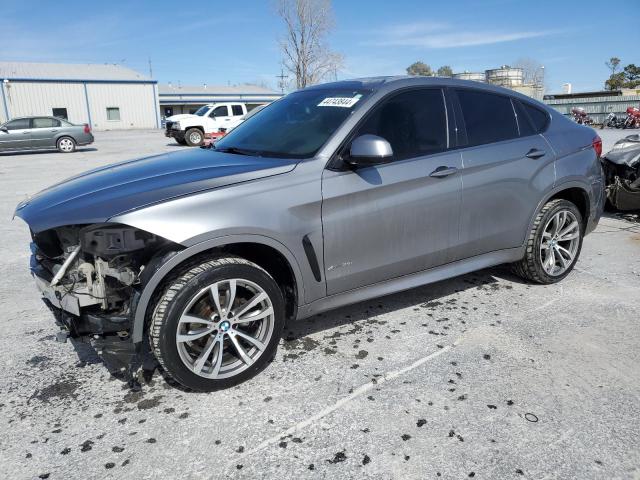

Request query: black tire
[
  {"left": 184, "top": 128, "right": 204, "bottom": 146},
  {"left": 149, "top": 255, "right": 285, "bottom": 391},
  {"left": 56, "top": 136, "right": 76, "bottom": 153},
  {"left": 513, "top": 199, "right": 584, "bottom": 284},
  {"left": 175, "top": 137, "right": 187, "bottom": 146}
]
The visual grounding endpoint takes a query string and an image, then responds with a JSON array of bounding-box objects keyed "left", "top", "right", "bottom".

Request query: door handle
[
  {"left": 22, "top": 131, "right": 30, "bottom": 134},
  {"left": 525, "top": 148, "right": 546, "bottom": 159},
  {"left": 50, "top": 129, "right": 58, "bottom": 133},
  {"left": 429, "top": 166, "right": 458, "bottom": 178}
]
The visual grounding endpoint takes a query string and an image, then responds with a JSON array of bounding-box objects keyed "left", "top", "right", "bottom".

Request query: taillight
[
  {"left": 592, "top": 135, "right": 602, "bottom": 157},
  {"left": 83, "top": 124, "right": 91, "bottom": 134}
]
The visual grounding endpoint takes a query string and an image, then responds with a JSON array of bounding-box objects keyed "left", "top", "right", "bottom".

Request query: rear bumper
[{"left": 585, "top": 177, "right": 605, "bottom": 235}]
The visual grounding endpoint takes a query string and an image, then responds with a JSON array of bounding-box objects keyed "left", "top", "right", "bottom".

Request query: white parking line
[{"left": 235, "top": 341, "right": 458, "bottom": 461}]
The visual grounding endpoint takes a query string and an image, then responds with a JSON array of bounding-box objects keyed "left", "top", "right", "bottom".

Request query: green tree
[
  {"left": 623, "top": 64, "right": 640, "bottom": 88},
  {"left": 605, "top": 72, "right": 625, "bottom": 91},
  {"left": 436, "top": 65, "right": 453, "bottom": 77},
  {"left": 406, "top": 61, "right": 432, "bottom": 76}
]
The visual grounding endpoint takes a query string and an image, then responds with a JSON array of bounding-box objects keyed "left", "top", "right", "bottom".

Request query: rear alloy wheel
[
  {"left": 184, "top": 128, "right": 204, "bottom": 147},
  {"left": 57, "top": 137, "right": 76, "bottom": 153},
  {"left": 149, "top": 256, "right": 285, "bottom": 391},
  {"left": 513, "top": 199, "right": 584, "bottom": 284}
]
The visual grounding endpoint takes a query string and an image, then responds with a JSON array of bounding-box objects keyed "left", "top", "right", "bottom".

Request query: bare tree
[
  {"left": 514, "top": 57, "right": 545, "bottom": 85},
  {"left": 277, "top": 0, "right": 343, "bottom": 89},
  {"left": 605, "top": 57, "right": 621, "bottom": 76}
]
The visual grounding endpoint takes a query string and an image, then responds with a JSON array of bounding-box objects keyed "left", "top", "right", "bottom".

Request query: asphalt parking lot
[{"left": 0, "top": 129, "right": 638, "bottom": 480}]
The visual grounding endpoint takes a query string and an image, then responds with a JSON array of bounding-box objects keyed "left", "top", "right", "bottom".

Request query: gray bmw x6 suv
[{"left": 14, "top": 77, "right": 604, "bottom": 391}]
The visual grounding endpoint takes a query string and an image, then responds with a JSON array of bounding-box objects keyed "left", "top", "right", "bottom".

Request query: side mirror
[
  {"left": 347, "top": 134, "right": 393, "bottom": 167},
  {"left": 0, "top": 127, "right": 7, "bottom": 133}
]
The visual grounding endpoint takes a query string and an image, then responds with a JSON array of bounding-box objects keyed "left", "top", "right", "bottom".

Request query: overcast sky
[{"left": 1, "top": 0, "right": 638, "bottom": 93}]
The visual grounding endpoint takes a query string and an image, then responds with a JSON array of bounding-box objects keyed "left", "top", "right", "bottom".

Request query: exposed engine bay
[
  {"left": 602, "top": 134, "right": 640, "bottom": 211},
  {"left": 32, "top": 224, "right": 168, "bottom": 323},
  {"left": 29, "top": 224, "right": 177, "bottom": 384}
]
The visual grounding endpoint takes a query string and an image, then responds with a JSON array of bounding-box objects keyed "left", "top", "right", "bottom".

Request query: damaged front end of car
[
  {"left": 602, "top": 134, "right": 640, "bottom": 211},
  {"left": 28, "top": 223, "right": 180, "bottom": 386}
]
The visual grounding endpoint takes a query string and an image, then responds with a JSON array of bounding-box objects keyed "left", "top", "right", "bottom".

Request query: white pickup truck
[{"left": 164, "top": 103, "right": 248, "bottom": 146}]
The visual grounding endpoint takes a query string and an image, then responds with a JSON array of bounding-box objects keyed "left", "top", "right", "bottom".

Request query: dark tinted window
[
  {"left": 32, "top": 117, "right": 60, "bottom": 128},
  {"left": 513, "top": 100, "right": 536, "bottom": 137},
  {"left": 456, "top": 89, "right": 518, "bottom": 146},
  {"left": 524, "top": 103, "right": 549, "bottom": 132},
  {"left": 215, "top": 88, "right": 370, "bottom": 158},
  {"left": 4, "top": 118, "right": 30, "bottom": 130},
  {"left": 211, "top": 106, "right": 229, "bottom": 117},
  {"left": 231, "top": 105, "right": 244, "bottom": 116},
  {"left": 354, "top": 89, "right": 447, "bottom": 161},
  {"left": 52, "top": 108, "right": 68, "bottom": 120}
]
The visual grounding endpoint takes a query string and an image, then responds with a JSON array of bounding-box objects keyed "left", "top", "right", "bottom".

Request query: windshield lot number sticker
[{"left": 318, "top": 95, "right": 361, "bottom": 108}]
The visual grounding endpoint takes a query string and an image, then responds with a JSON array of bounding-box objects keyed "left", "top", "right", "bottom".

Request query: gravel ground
[{"left": 0, "top": 128, "right": 638, "bottom": 480}]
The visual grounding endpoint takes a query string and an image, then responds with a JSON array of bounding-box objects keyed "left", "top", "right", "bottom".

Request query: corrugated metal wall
[
  {"left": 85, "top": 83, "right": 158, "bottom": 130},
  {"left": 3, "top": 82, "right": 88, "bottom": 124},
  {"left": 544, "top": 94, "right": 640, "bottom": 124},
  {"left": 0, "top": 81, "right": 159, "bottom": 130}
]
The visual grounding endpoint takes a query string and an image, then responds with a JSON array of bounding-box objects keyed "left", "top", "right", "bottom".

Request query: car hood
[
  {"left": 166, "top": 114, "right": 199, "bottom": 122},
  {"left": 14, "top": 148, "right": 298, "bottom": 233}
]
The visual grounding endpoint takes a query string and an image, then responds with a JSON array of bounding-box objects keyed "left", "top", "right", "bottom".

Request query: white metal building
[
  {"left": 159, "top": 84, "right": 282, "bottom": 118},
  {"left": 0, "top": 62, "right": 160, "bottom": 130}
]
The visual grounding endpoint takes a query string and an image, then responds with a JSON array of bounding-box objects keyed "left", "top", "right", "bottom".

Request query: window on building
[
  {"left": 455, "top": 89, "right": 519, "bottom": 146},
  {"left": 52, "top": 108, "right": 68, "bottom": 120},
  {"left": 106, "top": 107, "right": 121, "bottom": 121},
  {"left": 231, "top": 105, "right": 244, "bottom": 116},
  {"left": 211, "top": 106, "right": 229, "bottom": 118},
  {"left": 352, "top": 88, "right": 448, "bottom": 161},
  {"left": 32, "top": 117, "right": 61, "bottom": 128},
  {"left": 4, "top": 118, "right": 31, "bottom": 130}
]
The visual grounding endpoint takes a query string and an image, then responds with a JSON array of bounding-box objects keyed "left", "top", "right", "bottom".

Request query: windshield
[
  {"left": 214, "top": 88, "right": 370, "bottom": 158},
  {"left": 194, "top": 106, "right": 210, "bottom": 116}
]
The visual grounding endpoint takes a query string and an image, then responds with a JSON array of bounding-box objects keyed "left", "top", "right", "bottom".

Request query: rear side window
[
  {"left": 32, "top": 117, "right": 60, "bottom": 128},
  {"left": 354, "top": 88, "right": 448, "bottom": 161},
  {"left": 231, "top": 105, "right": 244, "bottom": 116},
  {"left": 513, "top": 100, "right": 536, "bottom": 137},
  {"left": 523, "top": 103, "right": 549, "bottom": 132},
  {"left": 455, "top": 89, "right": 518, "bottom": 146}
]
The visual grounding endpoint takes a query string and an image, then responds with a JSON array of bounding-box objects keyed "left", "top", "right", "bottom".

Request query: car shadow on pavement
[
  {"left": 63, "top": 265, "right": 523, "bottom": 392},
  {"left": 283, "top": 265, "right": 523, "bottom": 344}
]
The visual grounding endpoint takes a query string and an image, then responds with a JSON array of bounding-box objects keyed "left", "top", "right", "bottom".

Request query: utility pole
[{"left": 276, "top": 67, "right": 288, "bottom": 94}]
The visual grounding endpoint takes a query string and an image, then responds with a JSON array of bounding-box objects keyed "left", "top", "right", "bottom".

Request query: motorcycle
[
  {"left": 601, "top": 112, "right": 624, "bottom": 129},
  {"left": 623, "top": 107, "right": 640, "bottom": 129},
  {"left": 571, "top": 107, "right": 593, "bottom": 125}
]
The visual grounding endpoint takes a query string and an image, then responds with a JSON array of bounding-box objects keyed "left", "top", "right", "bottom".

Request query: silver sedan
[{"left": 0, "top": 116, "right": 94, "bottom": 153}]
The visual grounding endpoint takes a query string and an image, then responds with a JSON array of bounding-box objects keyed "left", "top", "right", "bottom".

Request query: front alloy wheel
[
  {"left": 149, "top": 256, "right": 284, "bottom": 391},
  {"left": 176, "top": 279, "right": 275, "bottom": 379}
]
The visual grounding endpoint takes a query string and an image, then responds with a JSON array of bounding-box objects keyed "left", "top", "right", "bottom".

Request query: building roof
[
  {"left": 0, "top": 61, "right": 151, "bottom": 82},
  {"left": 158, "top": 84, "right": 278, "bottom": 95}
]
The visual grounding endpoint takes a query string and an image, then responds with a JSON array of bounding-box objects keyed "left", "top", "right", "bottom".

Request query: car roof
[{"left": 303, "top": 75, "right": 545, "bottom": 106}]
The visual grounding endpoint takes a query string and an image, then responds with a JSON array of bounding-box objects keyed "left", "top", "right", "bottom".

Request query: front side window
[
  {"left": 455, "top": 89, "right": 518, "bottom": 146},
  {"left": 32, "top": 117, "right": 60, "bottom": 128},
  {"left": 194, "top": 106, "right": 209, "bottom": 116},
  {"left": 4, "top": 118, "right": 30, "bottom": 130},
  {"left": 106, "top": 107, "right": 121, "bottom": 121},
  {"left": 232, "top": 105, "right": 244, "bottom": 116},
  {"left": 215, "top": 88, "right": 370, "bottom": 158},
  {"left": 352, "top": 88, "right": 448, "bottom": 161},
  {"left": 211, "top": 106, "right": 229, "bottom": 118}
]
